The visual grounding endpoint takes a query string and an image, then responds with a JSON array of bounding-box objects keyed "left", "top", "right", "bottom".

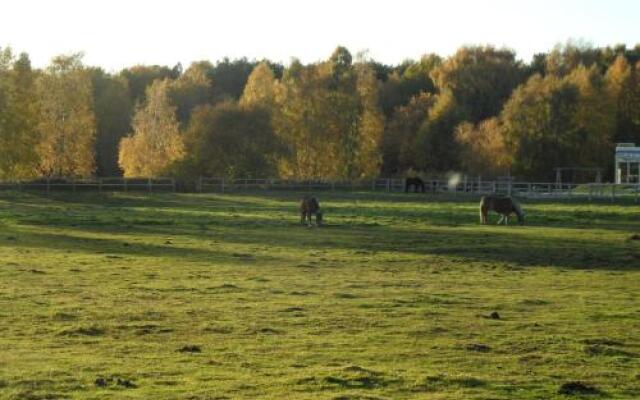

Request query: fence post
[
  {"left": 197, "top": 176, "right": 202, "bottom": 193},
  {"left": 72, "top": 179, "right": 76, "bottom": 194},
  {"left": 124, "top": 178, "right": 128, "bottom": 192},
  {"left": 221, "top": 178, "right": 225, "bottom": 193},
  {"left": 98, "top": 178, "right": 102, "bottom": 194},
  {"left": 171, "top": 178, "right": 176, "bottom": 192},
  {"left": 148, "top": 178, "right": 152, "bottom": 193},
  {"left": 46, "top": 178, "right": 50, "bottom": 195}
]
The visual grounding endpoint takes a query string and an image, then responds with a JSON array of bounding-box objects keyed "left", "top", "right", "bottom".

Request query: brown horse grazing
[
  {"left": 300, "top": 196, "right": 323, "bottom": 226},
  {"left": 479, "top": 196, "right": 525, "bottom": 225}
]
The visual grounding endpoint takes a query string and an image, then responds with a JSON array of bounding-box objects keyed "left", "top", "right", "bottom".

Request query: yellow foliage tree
[
  {"left": 455, "top": 118, "right": 511, "bottom": 176},
  {"left": 240, "top": 62, "right": 277, "bottom": 110},
  {"left": 37, "top": 54, "right": 96, "bottom": 177},
  {"left": 118, "top": 79, "right": 184, "bottom": 177},
  {"left": 0, "top": 49, "right": 40, "bottom": 179},
  {"left": 272, "top": 49, "right": 385, "bottom": 180}
]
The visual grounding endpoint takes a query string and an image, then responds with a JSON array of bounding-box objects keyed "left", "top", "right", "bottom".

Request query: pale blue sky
[{"left": 2, "top": 0, "right": 638, "bottom": 71}]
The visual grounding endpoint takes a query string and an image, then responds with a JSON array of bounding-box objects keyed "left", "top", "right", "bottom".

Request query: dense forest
[{"left": 1, "top": 43, "right": 640, "bottom": 181}]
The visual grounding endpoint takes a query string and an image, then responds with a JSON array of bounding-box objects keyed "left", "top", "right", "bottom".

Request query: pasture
[{"left": 0, "top": 191, "right": 639, "bottom": 399}]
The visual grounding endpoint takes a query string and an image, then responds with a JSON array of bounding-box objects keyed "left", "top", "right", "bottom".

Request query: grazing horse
[
  {"left": 479, "top": 196, "right": 525, "bottom": 225},
  {"left": 300, "top": 196, "right": 323, "bottom": 226},
  {"left": 405, "top": 177, "right": 425, "bottom": 193}
]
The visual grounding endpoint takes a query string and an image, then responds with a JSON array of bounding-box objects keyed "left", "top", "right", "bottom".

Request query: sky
[{"left": 2, "top": 0, "right": 639, "bottom": 71}]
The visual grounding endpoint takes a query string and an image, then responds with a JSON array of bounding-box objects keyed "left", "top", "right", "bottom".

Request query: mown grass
[{"left": 0, "top": 190, "right": 639, "bottom": 399}]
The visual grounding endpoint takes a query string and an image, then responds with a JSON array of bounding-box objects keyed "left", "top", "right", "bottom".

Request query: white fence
[
  {"left": 196, "top": 177, "right": 640, "bottom": 202},
  {"left": 0, "top": 176, "right": 639, "bottom": 202}
]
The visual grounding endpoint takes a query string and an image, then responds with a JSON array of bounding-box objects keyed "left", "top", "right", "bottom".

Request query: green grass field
[{"left": 1, "top": 191, "right": 639, "bottom": 399}]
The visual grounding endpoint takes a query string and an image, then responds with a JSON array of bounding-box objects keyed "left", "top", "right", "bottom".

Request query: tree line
[{"left": 1, "top": 42, "right": 640, "bottom": 182}]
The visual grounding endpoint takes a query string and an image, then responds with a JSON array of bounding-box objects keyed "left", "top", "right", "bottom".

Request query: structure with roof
[{"left": 615, "top": 143, "right": 640, "bottom": 183}]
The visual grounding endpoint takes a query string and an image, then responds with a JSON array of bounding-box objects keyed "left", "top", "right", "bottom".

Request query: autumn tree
[
  {"left": 169, "top": 61, "right": 214, "bottom": 125},
  {"left": 239, "top": 62, "right": 278, "bottom": 110},
  {"left": 0, "top": 49, "right": 40, "bottom": 179},
  {"left": 119, "top": 64, "right": 177, "bottom": 105},
  {"left": 567, "top": 65, "right": 615, "bottom": 169},
  {"left": 274, "top": 60, "right": 336, "bottom": 178},
  {"left": 379, "top": 54, "right": 441, "bottom": 117},
  {"left": 179, "top": 101, "right": 282, "bottom": 178},
  {"left": 381, "top": 92, "right": 434, "bottom": 174},
  {"left": 431, "top": 46, "right": 525, "bottom": 123},
  {"left": 415, "top": 89, "right": 467, "bottom": 172},
  {"left": 209, "top": 58, "right": 257, "bottom": 102},
  {"left": 545, "top": 41, "right": 601, "bottom": 77},
  {"left": 37, "top": 54, "right": 96, "bottom": 177},
  {"left": 606, "top": 55, "right": 640, "bottom": 144},
  {"left": 499, "top": 68, "right": 615, "bottom": 180},
  {"left": 118, "top": 79, "right": 184, "bottom": 177},
  {"left": 273, "top": 48, "right": 385, "bottom": 179},
  {"left": 455, "top": 118, "right": 510, "bottom": 176}
]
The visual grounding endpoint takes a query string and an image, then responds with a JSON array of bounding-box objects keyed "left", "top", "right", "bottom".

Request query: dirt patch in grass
[
  {"left": 281, "top": 306, "right": 305, "bottom": 312},
  {"left": 58, "top": 326, "right": 105, "bottom": 336},
  {"left": 466, "top": 343, "right": 491, "bottom": 352},
  {"left": 558, "top": 381, "right": 601, "bottom": 395},
  {"left": 52, "top": 312, "right": 78, "bottom": 321},
  {"left": 246, "top": 327, "right": 281, "bottom": 335},
  {"left": 177, "top": 345, "right": 202, "bottom": 353},
  {"left": 322, "top": 365, "right": 396, "bottom": 389},
  {"left": 203, "top": 325, "right": 234, "bottom": 334},
  {"left": 412, "top": 374, "right": 486, "bottom": 392},
  {"left": 582, "top": 338, "right": 625, "bottom": 346},
  {"left": 584, "top": 344, "right": 636, "bottom": 357},
  {"left": 95, "top": 376, "right": 137, "bottom": 389}
]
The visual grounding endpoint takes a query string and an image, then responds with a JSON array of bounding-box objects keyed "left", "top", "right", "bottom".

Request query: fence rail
[
  {"left": 0, "top": 177, "right": 176, "bottom": 194},
  {"left": 0, "top": 176, "right": 639, "bottom": 202}
]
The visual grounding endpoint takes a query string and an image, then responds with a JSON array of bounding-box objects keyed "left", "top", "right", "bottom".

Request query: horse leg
[
  {"left": 300, "top": 212, "right": 305, "bottom": 226},
  {"left": 480, "top": 206, "right": 489, "bottom": 224},
  {"left": 302, "top": 212, "right": 311, "bottom": 226}
]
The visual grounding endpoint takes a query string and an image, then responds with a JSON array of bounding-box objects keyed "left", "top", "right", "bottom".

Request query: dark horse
[
  {"left": 405, "top": 177, "right": 425, "bottom": 193},
  {"left": 300, "top": 196, "right": 323, "bottom": 226},
  {"left": 479, "top": 195, "right": 525, "bottom": 225}
]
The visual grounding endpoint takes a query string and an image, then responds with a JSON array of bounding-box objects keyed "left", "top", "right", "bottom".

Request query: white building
[{"left": 615, "top": 143, "right": 640, "bottom": 183}]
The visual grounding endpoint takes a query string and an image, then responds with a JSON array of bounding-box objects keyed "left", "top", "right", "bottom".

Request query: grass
[{"left": 0, "top": 190, "right": 639, "bottom": 399}]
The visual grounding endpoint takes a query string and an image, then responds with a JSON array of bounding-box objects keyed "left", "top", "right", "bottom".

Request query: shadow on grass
[{"left": 2, "top": 191, "right": 639, "bottom": 271}]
